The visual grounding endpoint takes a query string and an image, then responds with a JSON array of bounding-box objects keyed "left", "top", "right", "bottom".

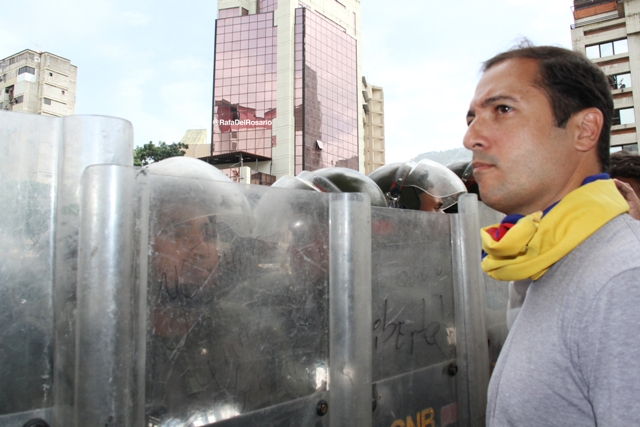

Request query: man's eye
[{"left": 497, "top": 105, "right": 513, "bottom": 114}]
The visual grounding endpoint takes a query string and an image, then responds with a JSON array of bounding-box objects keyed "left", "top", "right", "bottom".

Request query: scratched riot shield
[
  {"left": 370, "top": 207, "right": 459, "bottom": 427},
  {"left": 75, "top": 164, "right": 374, "bottom": 426},
  {"left": 0, "top": 112, "right": 58, "bottom": 426},
  {"left": 371, "top": 194, "right": 495, "bottom": 427},
  {"left": 144, "top": 171, "right": 333, "bottom": 426},
  {"left": 476, "top": 202, "right": 507, "bottom": 375},
  {"left": 0, "top": 112, "right": 133, "bottom": 427}
]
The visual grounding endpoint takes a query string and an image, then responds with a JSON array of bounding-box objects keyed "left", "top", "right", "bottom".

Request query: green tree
[{"left": 133, "top": 141, "right": 189, "bottom": 166}]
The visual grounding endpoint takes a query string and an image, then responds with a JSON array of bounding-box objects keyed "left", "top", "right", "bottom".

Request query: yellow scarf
[{"left": 481, "top": 179, "right": 629, "bottom": 281}]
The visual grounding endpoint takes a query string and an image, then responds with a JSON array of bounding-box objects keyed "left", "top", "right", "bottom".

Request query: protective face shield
[
  {"left": 146, "top": 157, "right": 253, "bottom": 238},
  {"left": 145, "top": 157, "right": 253, "bottom": 336},
  {"left": 368, "top": 159, "right": 467, "bottom": 212},
  {"left": 447, "top": 160, "right": 479, "bottom": 198},
  {"left": 269, "top": 167, "right": 388, "bottom": 207},
  {"left": 253, "top": 167, "right": 386, "bottom": 282}
]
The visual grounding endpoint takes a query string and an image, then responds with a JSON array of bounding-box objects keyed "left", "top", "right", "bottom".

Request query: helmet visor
[{"left": 404, "top": 159, "right": 467, "bottom": 211}]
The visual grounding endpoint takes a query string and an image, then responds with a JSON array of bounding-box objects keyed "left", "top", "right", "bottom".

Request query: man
[
  {"left": 610, "top": 150, "right": 640, "bottom": 196},
  {"left": 610, "top": 150, "right": 640, "bottom": 219},
  {"left": 463, "top": 44, "right": 640, "bottom": 425},
  {"left": 368, "top": 159, "right": 467, "bottom": 212}
]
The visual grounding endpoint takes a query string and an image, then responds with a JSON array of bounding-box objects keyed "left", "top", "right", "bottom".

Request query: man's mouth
[{"left": 471, "top": 161, "right": 494, "bottom": 174}]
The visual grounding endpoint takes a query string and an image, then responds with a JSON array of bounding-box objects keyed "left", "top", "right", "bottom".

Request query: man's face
[
  {"left": 151, "top": 210, "right": 219, "bottom": 337},
  {"left": 463, "top": 58, "right": 578, "bottom": 215},
  {"left": 153, "top": 212, "right": 219, "bottom": 292},
  {"left": 418, "top": 191, "right": 443, "bottom": 212}
]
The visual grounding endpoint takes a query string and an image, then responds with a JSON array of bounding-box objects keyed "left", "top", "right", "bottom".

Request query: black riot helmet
[{"left": 368, "top": 159, "right": 467, "bottom": 212}]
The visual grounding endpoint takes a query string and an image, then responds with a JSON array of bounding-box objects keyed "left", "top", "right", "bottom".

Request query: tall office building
[
  {"left": 207, "top": 0, "right": 364, "bottom": 181},
  {"left": 571, "top": 0, "right": 639, "bottom": 152},
  {"left": 362, "top": 77, "right": 385, "bottom": 174},
  {"left": 0, "top": 49, "right": 77, "bottom": 117}
]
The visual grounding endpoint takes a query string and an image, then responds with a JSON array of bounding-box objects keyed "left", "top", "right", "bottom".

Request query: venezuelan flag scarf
[{"left": 481, "top": 175, "right": 629, "bottom": 281}]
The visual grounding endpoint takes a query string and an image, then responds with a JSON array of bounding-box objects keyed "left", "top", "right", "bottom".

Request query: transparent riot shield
[
  {"left": 75, "top": 166, "right": 375, "bottom": 426},
  {"left": 370, "top": 193, "right": 494, "bottom": 427},
  {"left": 370, "top": 207, "right": 459, "bottom": 427},
  {"left": 74, "top": 167, "right": 501, "bottom": 427},
  {"left": 2, "top": 111, "right": 506, "bottom": 427},
  {"left": 0, "top": 113, "right": 58, "bottom": 426},
  {"left": 0, "top": 112, "right": 132, "bottom": 427},
  {"left": 476, "top": 202, "right": 507, "bottom": 376}
]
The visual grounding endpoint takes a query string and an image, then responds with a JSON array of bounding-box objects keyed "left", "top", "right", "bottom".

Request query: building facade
[
  {"left": 571, "top": 0, "right": 639, "bottom": 152},
  {"left": 362, "top": 77, "right": 385, "bottom": 174},
  {"left": 0, "top": 50, "right": 77, "bottom": 117},
  {"left": 207, "top": 0, "right": 366, "bottom": 181}
]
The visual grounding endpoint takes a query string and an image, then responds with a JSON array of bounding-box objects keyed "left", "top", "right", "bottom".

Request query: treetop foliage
[{"left": 133, "top": 141, "right": 189, "bottom": 166}]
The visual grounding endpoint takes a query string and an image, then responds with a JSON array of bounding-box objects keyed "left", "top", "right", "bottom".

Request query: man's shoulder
[
  {"left": 585, "top": 214, "right": 640, "bottom": 259},
  {"left": 562, "top": 214, "right": 640, "bottom": 285}
]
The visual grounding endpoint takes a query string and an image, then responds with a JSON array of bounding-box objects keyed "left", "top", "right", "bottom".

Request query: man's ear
[{"left": 573, "top": 108, "right": 604, "bottom": 153}]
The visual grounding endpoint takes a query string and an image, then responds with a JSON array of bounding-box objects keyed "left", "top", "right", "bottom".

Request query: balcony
[
  {"left": 573, "top": 0, "right": 616, "bottom": 11},
  {"left": 572, "top": 0, "right": 617, "bottom": 19}
]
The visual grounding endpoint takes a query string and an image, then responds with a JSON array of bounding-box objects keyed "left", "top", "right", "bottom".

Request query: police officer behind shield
[{"left": 368, "top": 159, "right": 467, "bottom": 212}]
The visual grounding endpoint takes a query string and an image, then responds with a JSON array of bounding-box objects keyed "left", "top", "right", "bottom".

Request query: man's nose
[{"left": 463, "top": 117, "right": 488, "bottom": 151}]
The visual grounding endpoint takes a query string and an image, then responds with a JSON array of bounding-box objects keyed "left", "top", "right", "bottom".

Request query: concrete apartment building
[
  {"left": 197, "top": 0, "right": 382, "bottom": 184},
  {"left": 1, "top": 49, "right": 77, "bottom": 117},
  {"left": 572, "top": 0, "right": 640, "bottom": 152},
  {"left": 362, "top": 77, "right": 384, "bottom": 174}
]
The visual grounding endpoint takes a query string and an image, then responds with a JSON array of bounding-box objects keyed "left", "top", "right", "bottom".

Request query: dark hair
[
  {"left": 483, "top": 42, "right": 614, "bottom": 171},
  {"left": 609, "top": 150, "right": 640, "bottom": 181}
]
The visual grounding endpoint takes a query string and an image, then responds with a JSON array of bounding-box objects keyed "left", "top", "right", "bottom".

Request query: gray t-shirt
[{"left": 487, "top": 214, "right": 640, "bottom": 426}]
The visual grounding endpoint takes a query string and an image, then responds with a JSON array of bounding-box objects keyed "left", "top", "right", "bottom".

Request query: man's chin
[{"left": 476, "top": 188, "right": 507, "bottom": 213}]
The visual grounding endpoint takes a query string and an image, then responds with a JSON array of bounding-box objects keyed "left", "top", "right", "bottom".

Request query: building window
[
  {"left": 218, "top": 7, "right": 240, "bottom": 18},
  {"left": 294, "top": 8, "right": 359, "bottom": 171},
  {"left": 18, "top": 66, "right": 36, "bottom": 75},
  {"left": 612, "top": 107, "right": 635, "bottom": 125},
  {"left": 211, "top": 11, "right": 278, "bottom": 160},
  {"left": 612, "top": 143, "right": 639, "bottom": 153},
  {"left": 586, "top": 39, "right": 628, "bottom": 59},
  {"left": 44, "top": 98, "right": 52, "bottom": 105},
  {"left": 5, "top": 85, "right": 14, "bottom": 100},
  {"left": 609, "top": 72, "right": 632, "bottom": 89}
]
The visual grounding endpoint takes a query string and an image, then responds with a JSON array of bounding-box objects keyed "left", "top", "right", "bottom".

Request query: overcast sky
[{"left": 1, "top": 0, "right": 574, "bottom": 164}]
